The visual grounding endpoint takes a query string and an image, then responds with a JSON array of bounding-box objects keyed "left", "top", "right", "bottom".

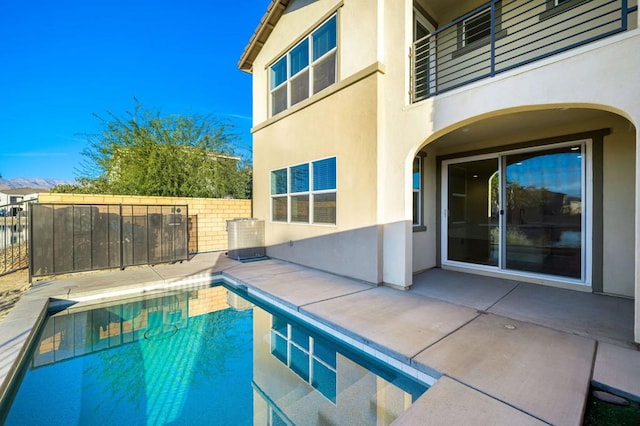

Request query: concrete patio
[{"left": 0, "top": 252, "right": 638, "bottom": 425}]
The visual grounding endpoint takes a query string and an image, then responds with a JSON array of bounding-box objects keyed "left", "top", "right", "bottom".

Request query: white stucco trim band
[{"left": 252, "top": 61, "right": 385, "bottom": 133}]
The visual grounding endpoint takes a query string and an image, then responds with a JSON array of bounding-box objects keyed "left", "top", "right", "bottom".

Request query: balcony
[{"left": 411, "top": 0, "right": 638, "bottom": 102}]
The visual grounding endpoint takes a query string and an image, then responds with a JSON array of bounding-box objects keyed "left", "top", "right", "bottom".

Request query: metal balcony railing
[{"left": 411, "top": 0, "right": 638, "bottom": 102}]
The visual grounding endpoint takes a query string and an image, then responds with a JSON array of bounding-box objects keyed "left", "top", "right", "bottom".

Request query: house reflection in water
[{"left": 28, "top": 285, "right": 426, "bottom": 424}]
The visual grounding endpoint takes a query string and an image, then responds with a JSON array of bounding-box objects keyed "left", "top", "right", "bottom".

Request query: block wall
[{"left": 37, "top": 193, "right": 252, "bottom": 253}]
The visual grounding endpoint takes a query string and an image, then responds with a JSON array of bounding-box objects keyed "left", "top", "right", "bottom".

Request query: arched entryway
[{"left": 412, "top": 106, "right": 636, "bottom": 297}]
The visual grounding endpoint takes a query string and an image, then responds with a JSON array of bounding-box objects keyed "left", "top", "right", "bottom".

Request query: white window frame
[
  {"left": 269, "top": 14, "right": 337, "bottom": 116},
  {"left": 270, "top": 168, "right": 289, "bottom": 223},
  {"left": 270, "top": 156, "right": 337, "bottom": 225}
]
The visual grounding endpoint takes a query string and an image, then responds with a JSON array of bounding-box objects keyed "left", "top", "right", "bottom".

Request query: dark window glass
[
  {"left": 312, "top": 16, "right": 337, "bottom": 60},
  {"left": 313, "top": 193, "right": 336, "bottom": 224},
  {"left": 312, "top": 360, "right": 337, "bottom": 403},
  {"left": 270, "top": 57, "right": 287, "bottom": 89},
  {"left": 290, "top": 164, "right": 309, "bottom": 193},
  {"left": 290, "top": 70, "right": 310, "bottom": 105},
  {"left": 312, "top": 157, "right": 336, "bottom": 190},
  {"left": 291, "top": 327, "right": 310, "bottom": 350},
  {"left": 271, "top": 86, "right": 287, "bottom": 116},
  {"left": 291, "top": 195, "right": 310, "bottom": 222},
  {"left": 271, "top": 316, "right": 288, "bottom": 335},
  {"left": 313, "top": 52, "right": 336, "bottom": 93},
  {"left": 313, "top": 337, "right": 336, "bottom": 368},
  {"left": 271, "top": 333, "right": 287, "bottom": 364},
  {"left": 464, "top": 10, "right": 491, "bottom": 45},
  {"left": 272, "top": 197, "right": 287, "bottom": 222},
  {"left": 271, "top": 169, "right": 288, "bottom": 195},
  {"left": 290, "top": 39, "right": 309, "bottom": 75},
  {"left": 413, "top": 157, "right": 421, "bottom": 190},
  {"left": 290, "top": 345, "right": 310, "bottom": 381}
]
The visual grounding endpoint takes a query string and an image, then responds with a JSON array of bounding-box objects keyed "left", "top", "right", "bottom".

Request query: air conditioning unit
[{"left": 226, "top": 218, "right": 266, "bottom": 261}]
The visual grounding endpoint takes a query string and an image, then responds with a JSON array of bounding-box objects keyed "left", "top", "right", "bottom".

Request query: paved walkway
[{"left": 0, "top": 253, "right": 638, "bottom": 425}]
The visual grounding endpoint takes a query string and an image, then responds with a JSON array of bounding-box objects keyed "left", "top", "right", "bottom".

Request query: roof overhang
[{"left": 238, "top": 0, "right": 291, "bottom": 73}]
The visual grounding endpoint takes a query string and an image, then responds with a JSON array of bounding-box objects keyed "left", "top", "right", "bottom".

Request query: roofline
[{"left": 238, "top": 0, "right": 291, "bottom": 73}]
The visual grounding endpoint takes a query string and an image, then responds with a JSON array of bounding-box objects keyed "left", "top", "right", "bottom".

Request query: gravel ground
[{"left": 0, "top": 269, "right": 31, "bottom": 323}]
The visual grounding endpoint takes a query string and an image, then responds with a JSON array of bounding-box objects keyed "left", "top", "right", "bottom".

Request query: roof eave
[{"left": 238, "top": 0, "right": 291, "bottom": 73}]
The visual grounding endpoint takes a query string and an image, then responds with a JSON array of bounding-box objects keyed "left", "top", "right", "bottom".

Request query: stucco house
[
  {"left": 0, "top": 188, "right": 40, "bottom": 216},
  {"left": 238, "top": 0, "right": 640, "bottom": 342}
]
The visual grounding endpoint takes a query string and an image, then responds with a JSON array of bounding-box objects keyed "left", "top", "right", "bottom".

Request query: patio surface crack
[{"left": 485, "top": 282, "right": 521, "bottom": 312}]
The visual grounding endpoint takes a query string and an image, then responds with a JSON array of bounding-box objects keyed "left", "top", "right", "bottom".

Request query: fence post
[
  {"left": 28, "top": 205, "right": 33, "bottom": 283},
  {"left": 119, "top": 204, "right": 124, "bottom": 270}
]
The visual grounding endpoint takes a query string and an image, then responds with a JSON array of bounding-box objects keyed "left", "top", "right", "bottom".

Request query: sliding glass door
[
  {"left": 446, "top": 158, "right": 499, "bottom": 266},
  {"left": 442, "top": 142, "right": 588, "bottom": 282}
]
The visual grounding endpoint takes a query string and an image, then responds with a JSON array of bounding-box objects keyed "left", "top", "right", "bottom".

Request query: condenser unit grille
[{"left": 226, "top": 218, "right": 265, "bottom": 261}]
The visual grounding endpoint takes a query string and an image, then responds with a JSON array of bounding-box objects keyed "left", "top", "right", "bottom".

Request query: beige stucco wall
[
  {"left": 252, "top": 70, "right": 381, "bottom": 283},
  {"left": 603, "top": 123, "right": 637, "bottom": 297},
  {"left": 250, "top": 0, "right": 383, "bottom": 283},
  {"left": 37, "top": 193, "right": 251, "bottom": 253}
]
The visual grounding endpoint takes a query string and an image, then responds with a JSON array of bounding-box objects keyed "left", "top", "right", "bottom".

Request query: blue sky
[{"left": 0, "top": 0, "right": 269, "bottom": 180}]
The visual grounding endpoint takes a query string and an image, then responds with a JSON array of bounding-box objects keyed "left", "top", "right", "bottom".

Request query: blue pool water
[{"left": 1, "top": 283, "right": 427, "bottom": 425}]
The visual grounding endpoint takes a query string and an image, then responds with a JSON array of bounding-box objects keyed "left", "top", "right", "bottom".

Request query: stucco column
[
  {"left": 382, "top": 220, "right": 412, "bottom": 288},
  {"left": 636, "top": 125, "right": 640, "bottom": 344},
  {"left": 377, "top": 148, "right": 413, "bottom": 289}
]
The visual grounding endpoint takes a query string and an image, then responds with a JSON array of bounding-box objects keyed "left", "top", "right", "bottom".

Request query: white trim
[{"left": 413, "top": 7, "right": 434, "bottom": 40}]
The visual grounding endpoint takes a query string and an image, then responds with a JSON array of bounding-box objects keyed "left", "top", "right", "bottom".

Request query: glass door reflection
[{"left": 504, "top": 146, "right": 583, "bottom": 279}]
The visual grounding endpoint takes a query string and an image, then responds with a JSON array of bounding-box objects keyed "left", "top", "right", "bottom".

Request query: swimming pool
[{"left": 1, "top": 282, "right": 428, "bottom": 425}]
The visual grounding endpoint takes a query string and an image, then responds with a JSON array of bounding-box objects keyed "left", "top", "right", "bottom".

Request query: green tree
[{"left": 53, "top": 102, "right": 251, "bottom": 198}]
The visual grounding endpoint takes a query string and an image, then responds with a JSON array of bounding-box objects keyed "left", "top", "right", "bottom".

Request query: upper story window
[
  {"left": 454, "top": 2, "right": 505, "bottom": 55},
  {"left": 270, "top": 15, "right": 337, "bottom": 116},
  {"left": 462, "top": 9, "right": 491, "bottom": 47},
  {"left": 271, "top": 157, "right": 337, "bottom": 225},
  {"left": 541, "top": 0, "right": 590, "bottom": 19}
]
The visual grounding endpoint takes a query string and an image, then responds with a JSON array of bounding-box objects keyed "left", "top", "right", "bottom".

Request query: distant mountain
[{"left": 0, "top": 178, "right": 74, "bottom": 191}]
